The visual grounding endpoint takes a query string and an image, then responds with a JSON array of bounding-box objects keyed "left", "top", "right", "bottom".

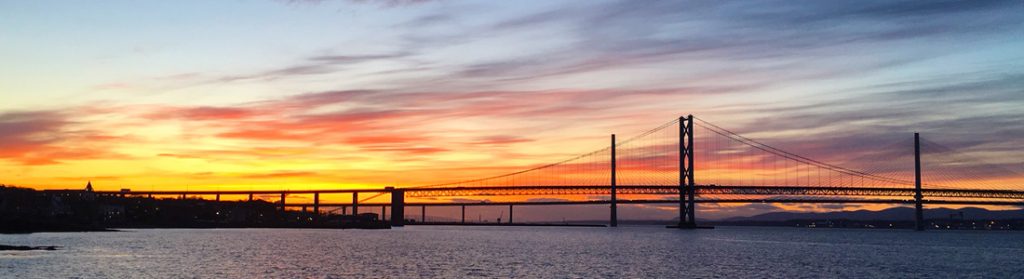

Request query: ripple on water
[{"left": 2, "top": 226, "right": 1023, "bottom": 278}]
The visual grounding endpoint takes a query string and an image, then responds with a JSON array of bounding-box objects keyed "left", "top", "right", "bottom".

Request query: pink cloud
[{"left": 0, "top": 111, "right": 126, "bottom": 165}]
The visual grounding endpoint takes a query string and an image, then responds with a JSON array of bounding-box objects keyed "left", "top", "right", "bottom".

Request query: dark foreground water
[{"left": 2, "top": 226, "right": 1023, "bottom": 278}]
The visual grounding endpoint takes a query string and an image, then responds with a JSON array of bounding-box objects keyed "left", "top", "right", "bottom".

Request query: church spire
[{"left": 85, "top": 181, "right": 93, "bottom": 192}]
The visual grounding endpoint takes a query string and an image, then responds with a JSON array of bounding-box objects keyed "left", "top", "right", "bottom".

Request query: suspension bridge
[{"left": 94, "top": 116, "right": 1024, "bottom": 230}]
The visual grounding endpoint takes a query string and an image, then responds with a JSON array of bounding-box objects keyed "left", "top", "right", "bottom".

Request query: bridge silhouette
[{"left": 95, "top": 116, "right": 1024, "bottom": 230}]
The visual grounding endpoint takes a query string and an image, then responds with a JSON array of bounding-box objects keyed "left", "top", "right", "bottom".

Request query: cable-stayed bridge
[{"left": 94, "top": 116, "right": 1024, "bottom": 230}]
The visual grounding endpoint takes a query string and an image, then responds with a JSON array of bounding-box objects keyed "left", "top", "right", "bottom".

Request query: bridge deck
[
  {"left": 90, "top": 185, "right": 1024, "bottom": 200},
  {"left": 277, "top": 199, "right": 1022, "bottom": 207}
]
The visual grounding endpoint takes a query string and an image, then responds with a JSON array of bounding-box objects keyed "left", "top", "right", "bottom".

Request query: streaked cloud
[{"left": 0, "top": 111, "right": 126, "bottom": 165}]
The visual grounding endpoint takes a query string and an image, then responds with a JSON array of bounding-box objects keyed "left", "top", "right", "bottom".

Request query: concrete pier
[
  {"left": 313, "top": 193, "right": 320, "bottom": 216},
  {"left": 280, "top": 192, "right": 286, "bottom": 211},
  {"left": 352, "top": 192, "right": 359, "bottom": 215},
  {"left": 389, "top": 187, "right": 405, "bottom": 226}
]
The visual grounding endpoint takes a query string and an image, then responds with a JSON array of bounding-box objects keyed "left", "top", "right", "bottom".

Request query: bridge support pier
[
  {"left": 216, "top": 194, "right": 220, "bottom": 201},
  {"left": 509, "top": 204, "right": 513, "bottom": 224},
  {"left": 352, "top": 192, "right": 359, "bottom": 215},
  {"left": 389, "top": 187, "right": 404, "bottom": 226},
  {"left": 280, "top": 192, "right": 286, "bottom": 212},
  {"left": 915, "top": 133, "right": 925, "bottom": 231},
  {"left": 313, "top": 193, "right": 320, "bottom": 218},
  {"left": 381, "top": 206, "right": 386, "bottom": 221},
  {"left": 421, "top": 205, "right": 426, "bottom": 223},
  {"left": 248, "top": 193, "right": 253, "bottom": 202},
  {"left": 461, "top": 205, "right": 466, "bottom": 224},
  {"left": 611, "top": 134, "right": 618, "bottom": 227}
]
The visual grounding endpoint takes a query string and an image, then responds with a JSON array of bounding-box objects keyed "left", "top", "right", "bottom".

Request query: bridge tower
[
  {"left": 677, "top": 115, "right": 697, "bottom": 228},
  {"left": 610, "top": 134, "right": 618, "bottom": 227},
  {"left": 914, "top": 133, "right": 925, "bottom": 231}
]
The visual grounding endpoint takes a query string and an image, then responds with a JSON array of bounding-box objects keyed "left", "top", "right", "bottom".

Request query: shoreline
[
  {"left": 0, "top": 245, "right": 60, "bottom": 251},
  {"left": 1, "top": 224, "right": 390, "bottom": 234}
]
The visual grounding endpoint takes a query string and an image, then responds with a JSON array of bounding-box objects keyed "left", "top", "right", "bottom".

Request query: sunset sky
[{"left": 2, "top": 1, "right": 1023, "bottom": 218}]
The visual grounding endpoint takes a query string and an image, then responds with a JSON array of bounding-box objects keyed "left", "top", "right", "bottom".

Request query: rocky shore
[{"left": 0, "top": 245, "right": 59, "bottom": 251}]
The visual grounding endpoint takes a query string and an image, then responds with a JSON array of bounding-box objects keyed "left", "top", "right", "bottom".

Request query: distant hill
[{"left": 721, "top": 207, "right": 1024, "bottom": 222}]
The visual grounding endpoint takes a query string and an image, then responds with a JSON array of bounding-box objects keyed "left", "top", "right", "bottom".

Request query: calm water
[{"left": 2, "top": 226, "right": 1023, "bottom": 278}]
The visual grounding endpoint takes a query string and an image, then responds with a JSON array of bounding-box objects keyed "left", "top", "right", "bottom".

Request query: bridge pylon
[
  {"left": 673, "top": 115, "right": 698, "bottom": 229},
  {"left": 914, "top": 133, "right": 925, "bottom": 231},
  {"left": 611, "top": 134, "right": 618, "bottom": 227}
]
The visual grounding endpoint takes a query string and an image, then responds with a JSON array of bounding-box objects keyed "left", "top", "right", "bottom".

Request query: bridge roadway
[
  {"left": 92, "top": 185, "right": 1024, "bottom": 208},
  {"left": 91, "top": 185, "right": 1023, "bottom": 225},
  {"left": 399, "top": 185, "right": 1024, "bottom": 200},
  {"left": 94, "top": 185, "right": 1024, "bottom": 201},
  {"left": 268, "top": 199, "right": 1024, "bottom": 208}
]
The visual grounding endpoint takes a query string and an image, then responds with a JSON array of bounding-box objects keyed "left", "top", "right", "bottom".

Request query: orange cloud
[
  {"left": 240, "top": 171, "right": 319, "bottom": 179},
  {"left": 0, "top": 111, "right": 126, "bottom": 165}
]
